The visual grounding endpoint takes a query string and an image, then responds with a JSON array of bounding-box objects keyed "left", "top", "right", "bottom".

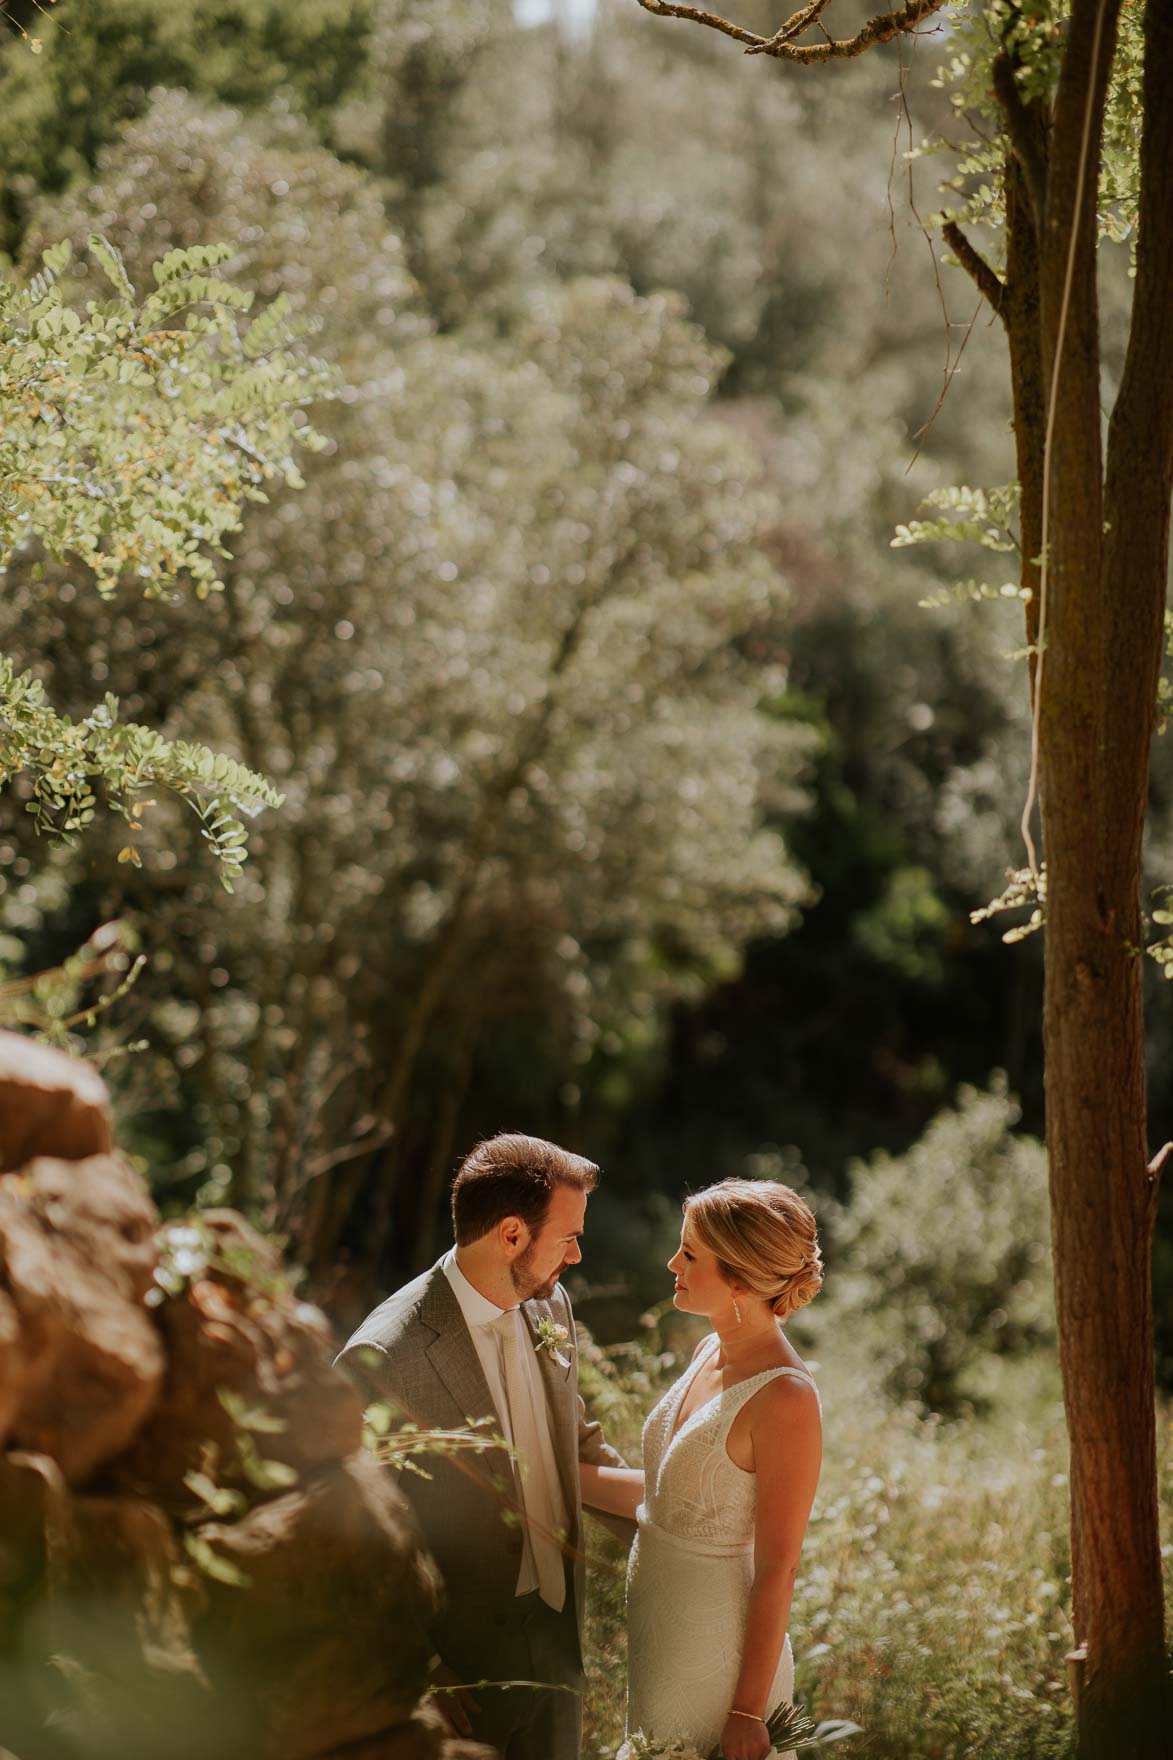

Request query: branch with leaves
[
  {"left": 0, "top": 917, "right": 145, "bottom": 1048},
  {"left": 0, "top": 233, "right": 330, "bottom": 874},
  {"left": 0, "top": 659, "right": 282, "bottom": 890},
  {"left": 1, "top": 235, "right": 331, "bottom": 600}
]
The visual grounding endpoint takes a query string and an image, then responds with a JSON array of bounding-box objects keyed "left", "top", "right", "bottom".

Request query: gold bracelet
[{"left": 728, "top": 1709, "right": 766, "bottom": 1724}]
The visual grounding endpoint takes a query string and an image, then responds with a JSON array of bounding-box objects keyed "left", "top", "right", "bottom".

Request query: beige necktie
[{"left": 494, "top": 1310, "right": 567, "bottom": 1612}]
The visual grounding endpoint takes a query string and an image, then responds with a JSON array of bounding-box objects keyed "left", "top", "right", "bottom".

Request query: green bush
[{"left": 821, "top": 1080, "right": 1054, "bottom": 1413}]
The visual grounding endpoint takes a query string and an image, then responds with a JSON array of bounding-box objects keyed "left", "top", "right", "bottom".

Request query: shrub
[{"left": 820, "top": 1080, "right": 1054, "bottom": 1413}]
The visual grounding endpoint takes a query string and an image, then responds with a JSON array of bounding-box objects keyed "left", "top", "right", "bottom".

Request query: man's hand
[{"left": 428, "top": 1659, "right": 481, "bottom": 1739}]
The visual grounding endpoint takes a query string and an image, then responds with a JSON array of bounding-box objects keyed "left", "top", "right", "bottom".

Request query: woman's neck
[{"left": 711, "top": 1309, "right": 780, "bottom": 1371}]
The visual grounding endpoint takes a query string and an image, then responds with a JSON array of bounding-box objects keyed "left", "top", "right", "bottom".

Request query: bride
[{"left": 582, "top": 1178, "right": 823, "bottom": 1760}]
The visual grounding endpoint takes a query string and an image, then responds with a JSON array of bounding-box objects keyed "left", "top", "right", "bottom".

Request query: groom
[{"left": 336, "top": 1132, "right": 626, "bottom": 1760}]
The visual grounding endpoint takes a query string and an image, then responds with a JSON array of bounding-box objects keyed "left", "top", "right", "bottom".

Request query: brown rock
[
  {"left": 0, "top": 1171, "right": 164, "bottom": 1485},
  {"left": 0, "top": 1451, "right": 76, "bottom": 1754},
  {"left": 0, "top": 1464, "right": 237, "bottom": 1760},
  {"left": 191, "top": 1450, "right": 440, "bottom": 1760},
  {"left": 0, "top": 1289, "right": 25, "bottom": 1451},
  {"left": 18, "top": 1494, "right": 223, "bottom": 1760},
  {"left": 0, "top": 1033, "right": 113, "bottom": 1171},
  {"left": 0, "top": 1451, "right": 74, "bottom": 1641},
  {"left": 0, "top": 1094, "right": 452, "bottom": 1760},
  {"left": 19, "top": 1153, "right": 159, "bottom": 1303},
  {"left": 118, "top": 1212, "right": 362, "bottom": 1504}
]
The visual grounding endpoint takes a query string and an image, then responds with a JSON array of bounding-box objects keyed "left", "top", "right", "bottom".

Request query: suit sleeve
[
  {"left": 576, "top": 1391, "right": 627, "bottom": 1469},
  {"left": 334, "top": 1339, "right": 394, "bottom": 1407},
  {"left": 555, "top": 1287, "right": 627, "bottom": 1469},
  {"left": 334, "top": 1339, "right": 445, "bottom": 1659}
]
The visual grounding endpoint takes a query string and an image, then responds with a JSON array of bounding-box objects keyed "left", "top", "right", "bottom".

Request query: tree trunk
[{"left": 1033, "top": 0, "right": 1173, "bottom": 1750}]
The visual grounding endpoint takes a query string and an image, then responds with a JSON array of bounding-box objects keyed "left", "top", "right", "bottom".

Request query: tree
[
  {"left": 0, "top": 0, "right": 374, "bottom": 251},
  {"left": 632, "top": 0, "right": 1173, "bottom": 1751},
  {"left": 1, "top": 92, "right": 813, "bottom": 1303}
]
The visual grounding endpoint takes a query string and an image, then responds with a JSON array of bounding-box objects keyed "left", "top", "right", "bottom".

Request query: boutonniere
[{"left": 534, "top": 1316, "right": 573, "bottom": 1370}]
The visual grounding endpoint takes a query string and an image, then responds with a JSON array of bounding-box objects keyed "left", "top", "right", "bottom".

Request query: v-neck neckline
[{"left": 664, "top": 1333, "right": 722, "bottom": 1455}]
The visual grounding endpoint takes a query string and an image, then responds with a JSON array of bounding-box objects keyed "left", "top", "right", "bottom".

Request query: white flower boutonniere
[{"left": 534, "top": 1316, "right": 573, "bottom": 1369}]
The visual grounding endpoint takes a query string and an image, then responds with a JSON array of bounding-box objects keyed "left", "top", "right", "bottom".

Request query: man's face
[{"left": 511, "top": 1183, "right": 587, "bottom": 1301}]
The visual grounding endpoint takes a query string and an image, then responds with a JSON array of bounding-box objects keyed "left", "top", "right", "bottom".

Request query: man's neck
[{"left": 454, "top": 1243, "right": 517, "bottom": 1311}]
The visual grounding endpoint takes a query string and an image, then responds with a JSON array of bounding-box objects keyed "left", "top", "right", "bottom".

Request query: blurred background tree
[{"left": 3, "top": 0, "right": 1172, "bottom": 1384}]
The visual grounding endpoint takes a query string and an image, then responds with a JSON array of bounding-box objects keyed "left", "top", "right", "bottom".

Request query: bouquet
[{"left": 616, "top": 1698, "right": 860, "bottom": 1758}]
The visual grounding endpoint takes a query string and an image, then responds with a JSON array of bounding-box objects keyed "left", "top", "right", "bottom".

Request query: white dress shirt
[{"left": 443, "top": 1249, "right": 569, "bottom": 1604}]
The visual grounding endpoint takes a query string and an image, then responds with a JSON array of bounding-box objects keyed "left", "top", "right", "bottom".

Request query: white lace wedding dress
[{"left": 625, "top": 1332, "right": 818, "bottom": 1760}]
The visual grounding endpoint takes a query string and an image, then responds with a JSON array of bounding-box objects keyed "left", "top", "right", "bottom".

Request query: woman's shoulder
[{"left": 747, "top": 1363, "right": 821, "bottom": 1427}]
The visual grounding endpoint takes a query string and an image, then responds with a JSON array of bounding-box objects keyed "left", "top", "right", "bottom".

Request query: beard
[{"left": 511, "top": 1244, "right": 570, "bottom": 1302}]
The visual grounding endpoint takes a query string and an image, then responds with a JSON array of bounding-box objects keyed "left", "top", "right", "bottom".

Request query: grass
[{"left": 578, "top": 1333, "right": 1173, "bottom": 1760}]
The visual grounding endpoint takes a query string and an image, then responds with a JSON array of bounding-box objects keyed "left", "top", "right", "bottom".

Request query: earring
[{"left": 732, "top": 1297, "right": 742, "bottom": 1326}]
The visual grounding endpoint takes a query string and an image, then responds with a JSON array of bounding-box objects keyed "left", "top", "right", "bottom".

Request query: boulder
[
  {"left": 18, "top": 1492, "right": 223, "bottom": 1760},
  {"left": 117, "top": 1210, "right": 362, "bottom": 1505},
  {"left": 0, "top": 1162, "right": 164, "bottom": 1484},
  {"left": 0, "top": 1034, "right": 112, "bottom": 1171},
  {"left": 19, "top": 1152, "right": 159, "bottom": 1303},
  {"left": 0, "top": 1290, "right": 25, "bottom": 1451},
  {"left": 0, "top": 1039, "right": 476, "bottom": 1760},
  {"left": 191, "top": 1450, "right": 441, "bottom": 1760}
]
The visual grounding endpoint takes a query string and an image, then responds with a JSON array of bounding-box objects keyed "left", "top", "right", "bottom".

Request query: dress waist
[{"left": 636, "top": 1505, "right": 754, "bottom": 1559}]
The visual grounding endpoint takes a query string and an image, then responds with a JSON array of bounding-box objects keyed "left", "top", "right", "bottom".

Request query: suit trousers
[{"left": 462, "top": 1567, "right": 582, "bottom": 1760}]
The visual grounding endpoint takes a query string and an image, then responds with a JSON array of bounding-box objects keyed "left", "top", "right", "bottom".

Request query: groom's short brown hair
[{"left": 451, "top": 1132, "right": 599, "bottom": 1245}]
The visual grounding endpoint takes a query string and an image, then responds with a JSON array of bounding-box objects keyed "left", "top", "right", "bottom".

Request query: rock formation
[{"left": 0, "top": 1032, "right": 490, "bottom": 1760}]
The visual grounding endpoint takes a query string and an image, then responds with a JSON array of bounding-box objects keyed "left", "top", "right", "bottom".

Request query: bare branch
[
  {"left": 757, "top": 0, "right": 951, "bottom": 59},
  {"left": 942, "top": 221, "right": 1007, "bottom": 319},
  {"left": 634, "top": 0, "right": 769, "bottom": 49},
  {"left": 771, "top": 0, "right": 836, "bottom": 47},
  {"left": 636, "top": 0, "right": 951, "bottom": 62}
]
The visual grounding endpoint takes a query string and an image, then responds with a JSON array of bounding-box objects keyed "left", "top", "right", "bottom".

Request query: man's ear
[{"left": 499, "top": 1214, "right": 530, "bottom": 1257}]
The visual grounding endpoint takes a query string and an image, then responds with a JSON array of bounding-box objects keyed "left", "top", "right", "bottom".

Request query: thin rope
[{"left": 1019, "top": 0, "right": 1112, "bottom": 878}]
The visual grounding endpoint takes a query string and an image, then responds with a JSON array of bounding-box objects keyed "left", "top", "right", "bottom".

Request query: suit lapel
[
  {"left": 419, "top": 1263, "right": 528, "bottom": 1518},
  {"left": 522, "top": 1297, "right": 580, "bottom": 1531},
  {"left": 420, "top": 1264, "right": 499, "bottom": 1427}
]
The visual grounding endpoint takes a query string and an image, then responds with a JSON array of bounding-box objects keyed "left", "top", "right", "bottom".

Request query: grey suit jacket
[{"left": 336, "top": 1260, "right": 626, "bottom": 1678}]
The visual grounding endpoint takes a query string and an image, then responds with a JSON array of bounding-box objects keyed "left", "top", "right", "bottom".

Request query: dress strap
[{"left": 715, "top": 1364, "right": 818, "bottom": 1435}]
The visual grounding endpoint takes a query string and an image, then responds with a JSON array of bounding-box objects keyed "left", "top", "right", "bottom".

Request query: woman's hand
[{"left": 718, "top": 1710, "right": 772, "bottom": 1760}]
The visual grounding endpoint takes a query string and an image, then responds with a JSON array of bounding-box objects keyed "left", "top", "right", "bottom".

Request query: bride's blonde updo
[{"left": 684, "top": 1177, "right": 823, "bottom": 1323}]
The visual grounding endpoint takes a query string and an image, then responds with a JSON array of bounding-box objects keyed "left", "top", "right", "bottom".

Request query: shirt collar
[{"left": 443, "top": 1247, "right": 519, "bottom": 1330}]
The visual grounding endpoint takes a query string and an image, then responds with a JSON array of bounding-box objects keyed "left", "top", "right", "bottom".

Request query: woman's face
[{"left": 667, "top": 1217, "right": 738, "bottom": 1320}]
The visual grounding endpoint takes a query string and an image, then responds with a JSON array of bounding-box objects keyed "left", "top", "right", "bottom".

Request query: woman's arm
[
  {"left": 719, "top": 1377, "right": 822, "bottom": 1760},
  {"left": 579, "top": 1462, "right": 645, "bottom": 1522}
]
